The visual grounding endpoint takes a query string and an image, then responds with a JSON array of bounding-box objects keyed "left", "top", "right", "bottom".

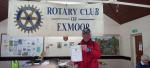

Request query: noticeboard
[{"left": 1, "top": 34, "right": 43, "bottom": 57}]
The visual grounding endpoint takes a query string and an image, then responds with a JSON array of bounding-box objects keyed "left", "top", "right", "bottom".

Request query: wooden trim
[{"left": 0, "top": 56, "right": 131, "bottom": 61}]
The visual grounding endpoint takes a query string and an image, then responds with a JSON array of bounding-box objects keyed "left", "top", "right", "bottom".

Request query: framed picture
[{"left": 92, "top": 34, "right": 120, "bottom": 55}]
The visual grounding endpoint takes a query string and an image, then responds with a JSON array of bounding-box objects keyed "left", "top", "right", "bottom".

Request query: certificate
[{"left": 70, "top": 45, "right": 82, "bottom": 62}]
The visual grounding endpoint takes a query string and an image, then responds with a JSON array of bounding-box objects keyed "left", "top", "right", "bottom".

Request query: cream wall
[
  {"left": 3, "top": 0, "right": 148, "bottom": 66},
  {"left": 103, "top": 14, "right": 120, "bottom": 34},
  {"left": 0, "top": 19, "right": 7, "bottom": 34},
  {"left": 0, "top": 14, "right": 120, "bottom": 56},
  {"left": 0, "top": 14, "right": 120, "bottom": 34},
  {"left": 0, "top": 14, "right": 120, "bottom": 43},
  {"left": 0, "top": 19, "right": 7, "bottom": 43},
  {"left": 1, "top": 7, "right": 150, "bottom": 68},
  {"left": 0, "top": 14, "right": 130, "bottom": 68},
  {"left": 44, "top": 36, "right": 82, "bottom": 56},
  {"left": 119, "top": 15, "right": 150, "bottom": 57}
]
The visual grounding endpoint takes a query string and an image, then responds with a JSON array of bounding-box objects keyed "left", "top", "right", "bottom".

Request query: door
[{"left": 134, "top": 35, "right": 143, "bottom": 63}]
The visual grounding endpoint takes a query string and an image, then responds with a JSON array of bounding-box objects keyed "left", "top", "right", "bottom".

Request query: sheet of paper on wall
[
  {"left": 70, "top": 45, "right": 82, "bottom": 62},
  {"left": 139, "top": 43, "right": 143, "bottom": 51}
]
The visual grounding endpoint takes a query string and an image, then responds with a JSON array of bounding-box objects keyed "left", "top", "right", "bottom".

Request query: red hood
[{"left": 80, "top": 39, "right": 93, "bottom": 45}]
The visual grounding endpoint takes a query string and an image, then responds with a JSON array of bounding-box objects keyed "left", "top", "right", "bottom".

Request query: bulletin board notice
[{"left": 0, "top": 34, "right": 43, "bottom": 57}]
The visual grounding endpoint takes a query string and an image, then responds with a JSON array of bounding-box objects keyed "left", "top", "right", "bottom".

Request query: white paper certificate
[{"left": 70, "top": 45, "right": 82, "bottom": 62}]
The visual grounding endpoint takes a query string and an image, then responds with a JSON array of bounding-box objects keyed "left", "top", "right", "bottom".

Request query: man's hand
[
  {"left": 67, "top": 61, "right": 74, "bottom": 66},
  {"left": 81, "top": 45, "right": 87, "bottom": 52}
]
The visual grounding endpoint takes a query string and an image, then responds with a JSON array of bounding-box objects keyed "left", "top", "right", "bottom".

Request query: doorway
[
  {"left": 135, "top": 34, "right": 143, "bottom": 63},
  {"left": 131, "top": 33, "right": 143, "bottom": 67}
]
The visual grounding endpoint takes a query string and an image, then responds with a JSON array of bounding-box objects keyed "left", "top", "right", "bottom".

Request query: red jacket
[{"left": 76, "top": 39, "right": 101, "bottom": 68}]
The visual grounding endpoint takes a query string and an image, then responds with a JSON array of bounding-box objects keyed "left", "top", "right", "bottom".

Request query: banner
[{"left": 8, "top": 1, "right": 103, "bottom": 36}]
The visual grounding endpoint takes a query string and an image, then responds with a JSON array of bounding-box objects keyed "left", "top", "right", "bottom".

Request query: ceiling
[
  {"left": 0, "top": 0, "right": 8, "bottom": 23},
  {"left": 0, "top": 0, "right": 150, "bottom": 24},
  {"left": 104, "top": 0, "right": 150, "bottom": 24}
]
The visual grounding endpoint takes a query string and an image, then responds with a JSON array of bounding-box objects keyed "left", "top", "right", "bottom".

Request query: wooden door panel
[{"left": 135, "top": 35, "right": 143, "bottom": 63}]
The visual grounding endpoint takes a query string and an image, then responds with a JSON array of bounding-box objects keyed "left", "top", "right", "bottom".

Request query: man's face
[{"left": 82, "top": 33, "right": 91, "bottom": 42}]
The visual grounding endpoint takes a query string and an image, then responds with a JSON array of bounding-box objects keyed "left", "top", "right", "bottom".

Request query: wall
[
  {"left": 44, "top": 36, "right": 82, "bottom": 56},
  {"left": 0, "top": 14, "right": 120, "bottom": 56},
  {"left": 103, "top": 14, "right": 120, "bottom": 34},
  {"left": 0, "top": 19, "right": 7, "bottom": 34},
  {"left": 0, "top": 14, "right": 120, "bottom": 42},
  {"left": 119, "top": 15, "right": 150, "bottom": 57},
  {"left": 0, "top": 19, "right": 10, "bottom": 68},
  {"left": 0, "top": 14, "right": 123, "bottom": 68},
  {"left": 0, "top": 14, "right": 120, "bottom": 34},
  {"left": 0, "top": 19, "right": 7, "bottom": 47}
]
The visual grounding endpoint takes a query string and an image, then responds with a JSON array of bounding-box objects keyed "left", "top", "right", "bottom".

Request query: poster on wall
[
  {"left": 44, "top": 37, "right": 82, "bottom": 57},
  {"left": 1, "top": 34, "right": 43, "bottom": 57},
  {"left": 92, "top": 35, "right": 120, "bottom": 55},
  {"left": 8, "top": 1, "right": 103, "bottom": 36}
]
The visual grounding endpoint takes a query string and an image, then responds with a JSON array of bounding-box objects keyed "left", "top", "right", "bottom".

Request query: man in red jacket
[{"left": 74, "top": 28, "right": 101, "bottom": 68}]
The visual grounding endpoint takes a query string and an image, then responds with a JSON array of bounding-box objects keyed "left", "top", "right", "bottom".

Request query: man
[
  {"left": 75, "top": 28, "right": 101, "bottom": 68},
  {"left": 136, "top": 55, "right": 150, "bottom": 68}
]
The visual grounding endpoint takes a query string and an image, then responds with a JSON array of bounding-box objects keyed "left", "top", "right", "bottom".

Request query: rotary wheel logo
[{"left": 15, "top": 5, "right": 43, "bottom": 33}]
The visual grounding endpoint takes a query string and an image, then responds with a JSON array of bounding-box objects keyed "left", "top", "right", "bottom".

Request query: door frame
[{"left": 130, "top": 33, "right": 143, "bottom": 68}]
